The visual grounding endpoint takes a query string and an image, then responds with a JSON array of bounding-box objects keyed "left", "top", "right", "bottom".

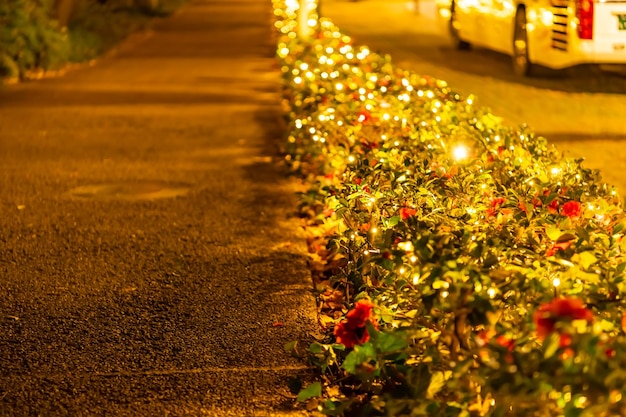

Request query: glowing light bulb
[
  {"left": 553, "top": 278, "right": 561, "bottom": 287},
  {"left": 452, "top": 144, "right": 469, "bottom": 161}
]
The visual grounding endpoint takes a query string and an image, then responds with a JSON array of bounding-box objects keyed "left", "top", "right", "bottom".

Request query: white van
[{"left": 436, "top": 0, "right": 626, "bottom": 75}]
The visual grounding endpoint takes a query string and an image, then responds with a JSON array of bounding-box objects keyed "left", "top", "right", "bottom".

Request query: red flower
[
  {"left": 486, "top": 197, "right": 505, "bottom": 217},
  {"left": 495, "top": 335, "right": 515, "bottom": 351},
  {"left": 356, "top": 110, "right": 372, "bottom": 124},
  {"left": 561, "top": 201, "right": 582, "bottom": 219},
  {"left": 518, "top": 200, "right": 528, "bottom": 213},
  {"left": 547, "top": 200, "right": 559, "bottom": 214},
  {"left": 400, "top": 207, "right": 417, "bottom": 220},
  {"left": 545, "top": 240, "right": 572, "bottom": 257},
  {"left": 533, "top": 297, "right": 593, "bottom": 340},
  {"left": 353, "top": 177, "right": 362, "bottom": 185},
  {"left": 346, "top": 300, "right": 376, "bottom": 328},
  {"left": 334, "top": 300, "right": 378, "bottom": 348},
  {"left": 334, "top": 321, "right": 370, "bottom": 348}
]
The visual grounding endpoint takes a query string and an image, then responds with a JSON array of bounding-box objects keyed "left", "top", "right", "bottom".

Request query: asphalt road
[
  {"left": 0, "top": 1, "right": 316, "bottom": 415},
  {"left": 322, "top": 0, "right": 626, "bottom": 194}
]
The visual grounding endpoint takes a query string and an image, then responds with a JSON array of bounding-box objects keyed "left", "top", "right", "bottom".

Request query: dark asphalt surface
[{"left": 0, "top": 1, "right": 316, "bottom": 415}]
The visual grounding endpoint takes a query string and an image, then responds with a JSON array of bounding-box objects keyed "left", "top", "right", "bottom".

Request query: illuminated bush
[{"left": 274, "top": 1, "right": 626, "bottom": 416}]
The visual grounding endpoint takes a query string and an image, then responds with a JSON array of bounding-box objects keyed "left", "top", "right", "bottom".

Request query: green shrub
[
  {"left": 0, "top": 0, "right": 189, "bottom": 81},
  {"left": 275, "top": 1, "right": 626, "bottom": 416},
  {"left": 0, "top": 0, "right": 69, "bottom": 79}
]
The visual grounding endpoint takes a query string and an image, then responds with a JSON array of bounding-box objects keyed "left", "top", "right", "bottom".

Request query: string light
[{"left": 452, "top": 144, "right": 470, "bottom": 162}]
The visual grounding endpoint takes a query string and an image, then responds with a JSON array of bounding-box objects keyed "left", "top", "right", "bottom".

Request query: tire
[
  {"left": 512, "top": 7, "right": 534, "bottom": 76},
  {"left": 449, "top": 1, "right": 471, "bottom": 50}
]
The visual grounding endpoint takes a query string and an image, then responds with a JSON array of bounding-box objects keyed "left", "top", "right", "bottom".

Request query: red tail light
[{"left": 576, "top": 0, "right": 594, "bottom": 40}]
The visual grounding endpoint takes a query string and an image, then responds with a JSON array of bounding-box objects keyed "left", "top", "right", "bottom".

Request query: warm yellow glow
[
  {"left": 452, "top": 144, "right": 470, "bottom": 161},
  {"left": 398, "top": 241, "right": 414, "bottom": 251}
]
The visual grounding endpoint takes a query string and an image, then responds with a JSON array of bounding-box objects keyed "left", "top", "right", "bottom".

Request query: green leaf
[
  {"left": 296, "top": 382, "right": 322, "bottom": 402},
  {"left": 578, "top": 251, "right": 597, "bottom": 269},
  {"left": 375, "top": 331, "right": 407, "bottom": 353},
  {"left": 543, "top": 333, "right": 560, "bottom": 359},
  {"left": 556, "top": 233, "right": 576, "bottom": 243},
  {"left": 309, "top": 342, "right": 323, "bottom": 354},
  {"left": 546, "top": 226, "right": 561, "bottom": 241},
  {"left": 386, "top": 215, "right": 400, "bottom": 227},
  {"left": 342, "top": 343, "right": 375, "bottom": 374},
  {"left": 426, "top": 370, "right": 451, "bottom": 399}
]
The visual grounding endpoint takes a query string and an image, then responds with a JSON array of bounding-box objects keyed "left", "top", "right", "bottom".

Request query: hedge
[
  {"left": 0, "top": 0, "right": 186, "bottom": 81},
  {"left": 274, "top": 1, "right": 626, "bottom": 416}
]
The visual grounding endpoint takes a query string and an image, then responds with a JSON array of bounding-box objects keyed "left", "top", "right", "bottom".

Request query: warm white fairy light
[
  {"left": 452, "top": 144, "right": 470, "bottom": 162},
  {"left": 553, "top": 277, "right": 561, "bottom": 287},
  {"left": 488, "top": 288, "right": 496, "bottom": 298},
  {"left": 398, "top": 241, "right": 413, "bottom": 251},
  {"left": 412, "top": 274, "right": 419, "bottom": 285}
]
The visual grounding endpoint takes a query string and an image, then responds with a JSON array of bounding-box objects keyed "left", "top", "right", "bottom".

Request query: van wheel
[
  {"left": 450, "top": 1, "right": 471, "bottom": 50},
  {"left": 512, "top": 7, "right": 533, "bottom": 76}
]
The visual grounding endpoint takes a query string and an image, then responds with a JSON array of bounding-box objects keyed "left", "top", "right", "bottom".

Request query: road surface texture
[
  {"left": 0, "top": 0, "right": 317, "bottom": 415},
  {"left": 322, "top": 0, "right": 626, "bottom": 194}
]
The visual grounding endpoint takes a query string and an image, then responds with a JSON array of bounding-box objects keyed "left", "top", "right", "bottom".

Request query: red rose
[
  {"left": 400, "top": 207, "right": 417, "bottom": 220},
  {"left": 334, "top": 321, "right": 370, "bottom": 348},
  {"left": 334, "top": 300, "right": 378, "bottom": 348},
  {"left": 561, "top": 201, "right": 582, "bottom": 219},
  {"left": 346, "top": 300, "right": 376, "bottom": 328},
  {"left": 533, "top": 298, "right": 593, "bottom": 340}
]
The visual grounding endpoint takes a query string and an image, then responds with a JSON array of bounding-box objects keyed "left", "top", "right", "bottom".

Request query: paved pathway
[{"left": 0, "top": 1, "right": 315, "bottom": 415}]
